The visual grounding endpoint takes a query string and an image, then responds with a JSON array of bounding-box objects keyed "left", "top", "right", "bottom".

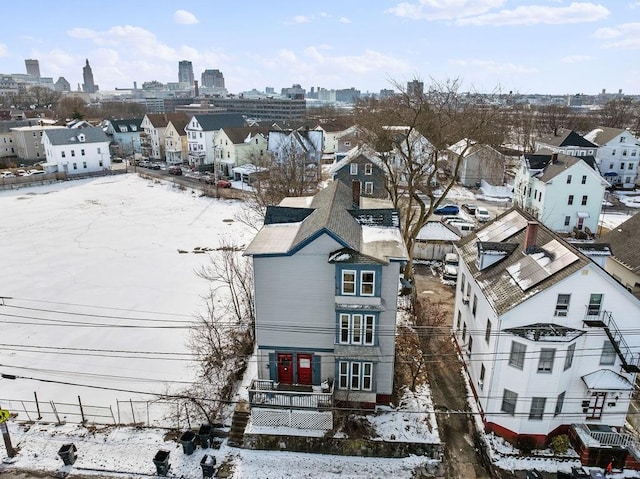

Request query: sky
[{"left": 1, "top": 1, "right": 639, "bottom": 96}]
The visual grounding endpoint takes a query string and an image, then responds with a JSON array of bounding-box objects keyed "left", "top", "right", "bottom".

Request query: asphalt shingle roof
[
  {"left": 538, "top": 129, "right": 597, "bottom": 148},
  {"left": 458, "top": 207, "right": 590, "bottom": 316},
  {"left": 602, "top": 213, "right": 640, "bottom": 273},
  {"left": 44, "top": 127, "right": 109, "bottom": 145},
  {"left": 222, "top": 126, "right": 269, "bottom": 144},
  {"left": 145, "top": 113, "right": 188, "bottom": 128},
  {"left": 194, "top": 113, "right": 245, "bottom": 131}
]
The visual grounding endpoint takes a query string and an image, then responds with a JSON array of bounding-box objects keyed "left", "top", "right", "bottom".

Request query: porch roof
[{"left": 581, "top": 369, "right": 633, "bottom": 391}]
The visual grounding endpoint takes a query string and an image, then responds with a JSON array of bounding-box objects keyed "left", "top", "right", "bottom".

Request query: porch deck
[{"left": 248, "top": 379, "right": 333, "bottom": 409}]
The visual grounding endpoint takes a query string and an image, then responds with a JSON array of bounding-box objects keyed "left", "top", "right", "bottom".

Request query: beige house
[
  {"left": 602, "top": 212, "right": 640, "bottom": 298},
  {"left": 214, "top": 126, "right": 269, "bottom": 177},
  {"left": 140, "top": 113, "right": 188, "bottom": 160},
  {"left": 164, "top": 117, "right": 189, "bottom": 165},
  {"left": 11, "top": 125, "right": 66, "bottom": 161}
]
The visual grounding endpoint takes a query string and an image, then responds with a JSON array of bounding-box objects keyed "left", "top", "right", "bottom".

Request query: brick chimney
[
  {"left": 352, "top": 180, "right": 361, "bottom": 209},
  {"left": 524, "top": 221, "right": 539, "bottom": 252}
]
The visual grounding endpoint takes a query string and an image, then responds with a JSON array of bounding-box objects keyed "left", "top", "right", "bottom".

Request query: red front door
[
  {"left": 277, "top": 353, "right": 293, "bottom": 384},
  {"left": 297, "top": 354, "right": 313, "bottom": 385}
]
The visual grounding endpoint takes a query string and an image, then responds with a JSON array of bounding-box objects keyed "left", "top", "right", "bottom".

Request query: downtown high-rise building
[
  {"left": 178, "top": 60, "right": 194, "bottom": 86},
  {"left": 25, "top": 59, "right": 41, "bottom": 78},
  {"left": 82, "top": 59, "right": 98, "bottom": 93},
  {"left": 201, "top": 69, "right": 225, "bottom": 89}
]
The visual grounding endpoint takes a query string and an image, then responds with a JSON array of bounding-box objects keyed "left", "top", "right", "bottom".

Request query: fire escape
[{"left": 584, "top": 310, "right": 640, "bottom": 373}]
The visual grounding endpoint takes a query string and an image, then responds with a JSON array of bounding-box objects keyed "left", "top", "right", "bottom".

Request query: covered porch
[{"left": 247, "top": 379, "right": 334, "bottom": 430}]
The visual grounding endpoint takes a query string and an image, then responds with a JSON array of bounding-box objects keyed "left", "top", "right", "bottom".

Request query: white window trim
[
  {"left": 338, "top": 360, "right": 373, "bottom": 391},
  {"left": 360, "top": 270, "right": 375, "bottom": 296},
  {"left": 341, "top": 270, "right": 356, "bottom": 295},
  {"left": 339, "top": 313, "right": 375, "bottom": 345},
  {"left": 350, "top": 163, "right": 358, "bottom": 175}
]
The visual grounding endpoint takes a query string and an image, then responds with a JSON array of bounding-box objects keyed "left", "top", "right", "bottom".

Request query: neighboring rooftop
[
  {"left": 602, "top": 213, "right": 640, "bottom": 273},
  {"left": 537, "top": 128, "right": 597, "bottom": 148},
  {"left": 43, "top": 127, "right": 109, "bottom": 145}
]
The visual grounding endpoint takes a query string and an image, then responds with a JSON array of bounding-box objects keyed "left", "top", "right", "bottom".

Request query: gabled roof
[
  {"left": 145, "top": 113, "right": 189, "bottom": 128},
  {"left": 109, "top": 118, "right": 143, "bottom": 133},
  {"left": 166, "top": 117, "right": 189, "bottom": 136},
  {"left": 222, "top": 126, "right": 270, "bottom": 144},
  {"left": 458, "top": 208, "right": 590, "bottom": 316},
  {"left": 584, "top": 127, "right": 637, "bottom": 146},
  {"left": 329, "top": 144, "right": 383, "bottom": 175},
  {"left": 602, "top": 212, "right": 640, "bottom": 273},
  {"left": 416, "top": 221, "right": 462, "bottom": 242},
  {"left": 313, "top": 117, "right": 354, "bottom": 133},
  {"left": 524, "top": 151, "right": 599, "bottom": 183},
  {"left": 245, "top": 181, "right": 407, "bottom": 262},
  {"left": 44, "top": 127, "right": 109, "bottom": 145},
  {"left": 193, "top": 113, "right": 245, "bottom": 131},
  {"left": 537, "top": 128, "right": 597, "bottom": 148}
]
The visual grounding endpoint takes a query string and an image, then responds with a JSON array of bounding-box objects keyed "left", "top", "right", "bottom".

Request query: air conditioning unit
[{"left": 462, "top": 295, "right": 470, "bottom": 305}]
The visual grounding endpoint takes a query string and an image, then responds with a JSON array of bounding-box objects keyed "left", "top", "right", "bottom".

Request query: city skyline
[{"left": 1, "top": 1, "right": 639, "bottom": 95}]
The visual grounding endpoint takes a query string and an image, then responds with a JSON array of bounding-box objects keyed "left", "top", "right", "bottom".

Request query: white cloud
[
  {"left": 386, "top": 0, "right": 506, "bottom": 21},
  {"left": 457, "top": 2, "right": 610, "bottom": 26},
  {"left": 173, "top": 10, "right": 199, "bottom": 25},
  {"left": 339, "top": 17, "right": 352, "bottom": 24},
  {"left": 0, "top": 44, "right": 7, "bottom": 57},
  {"left": 594, "top": 22, "right": 640, "bottom": 49},
  {"left": 629, "top": 1, "right": 640, "bottom": 8},
  {"left": 451, "top": 59, "right": 538, "bottom": 74},
  {"left": 286, "top": 15, "right": 311, "bottom": 24},
  {"left": 561, "top": 55, "right": 592, "bottom": 63}
]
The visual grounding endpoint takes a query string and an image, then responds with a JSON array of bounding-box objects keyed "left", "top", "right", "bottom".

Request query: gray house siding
[{"left": 333, "top": 155, "right": 387, "bottom": 198}]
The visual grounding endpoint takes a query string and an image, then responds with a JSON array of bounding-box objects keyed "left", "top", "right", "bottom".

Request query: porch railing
[{"left": 248, "top": 379, "right": 333, "bottom": 410}]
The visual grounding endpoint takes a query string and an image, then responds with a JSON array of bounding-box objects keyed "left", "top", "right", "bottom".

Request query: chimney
[
  {"left": 352, "top": 180, "right": 361, "bottom": 209},
  {"left": 524, "top": 221, "right": 539, "bottom": 252},
  {"left": 551, "top": 153, "right": 558, "bottom": 163},
  {"left": 194, "top": 80, "right": 199, "bottom": 98}
]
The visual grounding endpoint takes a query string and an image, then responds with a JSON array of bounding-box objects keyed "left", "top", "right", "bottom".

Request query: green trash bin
[
  {"left": 200, "top": 454, "right": 217, "bottom": 478},
  {"left": 180, "top": 430, "right": 196, "bottom": 455},
  {"left": 198, "top": 424, "right": 212, "bottom": 449},
  {"left": 153, "top": 450, "right": 170, "bottom": 476},
  {"left": 58, "top": 443, "right": 77, "bottom": 466}
]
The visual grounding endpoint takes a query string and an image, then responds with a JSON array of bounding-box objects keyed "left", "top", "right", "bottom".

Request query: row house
[
  {"left": 42, "top": 127, "right": 111, "bottom": 175},
  {"left": 244, "top": 181, "right": 407, "bottom": 430},
  {"left": 602, "top": 213, "right": 640, "bottom": 299},
  {"left": 584, "top": 127, "right": 640, "bottom": 188},
  {"left": 103, "top": 118, "right": 143, "bottom": 158},
  {"left": 454, "top": 209, "right": 640, "bottom": 468},
  {"left": 513, "top": 152, "right": 608, "bottom": 235},
  {"left": 213, "top": 126, "right": 269, "bottom": 178},
  {"left": 184, "top": 113, "right": 245, "bottom": 168},
  {"left": 140, "top": 113, "right": 188, "bottom": 160},
  {"left": 164, "top": 117, "right": 189, "bottom": 165},
  {"left": 0, "top": 119, "right": 46, "bottom": 159}
]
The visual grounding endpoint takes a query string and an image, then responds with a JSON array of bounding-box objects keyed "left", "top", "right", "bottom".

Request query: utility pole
[{"left": 0, "top": 408, "right": 16, "bottom": 458}]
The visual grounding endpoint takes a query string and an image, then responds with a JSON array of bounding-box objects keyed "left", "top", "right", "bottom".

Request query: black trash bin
[
  {"left": 198, "top": 424, "right": 212, "bottom": 449},
  {"left": 180, "top": 430, "right": 197, "bottom": 455},
  {"left": 571, "top": 466, "right": 589, "bottom": 478},
  {"left": 58, "top": 443, "right": 77, "bottom": 466},
  {"left": 200, "top": 454, "right": 217, "bottom": 478},
  {"left": 153, "top": 450, "right": 171, "bottom": 476}
]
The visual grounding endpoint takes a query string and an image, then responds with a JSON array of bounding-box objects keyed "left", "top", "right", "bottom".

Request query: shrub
[{"left": 550, "top": 434, "right": 570, "bottom": 454}]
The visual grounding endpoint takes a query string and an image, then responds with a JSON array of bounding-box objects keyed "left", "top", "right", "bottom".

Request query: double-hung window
[
  {"left": 338, "top": 361, "right": 373, "bottom": 391},
  {"left": 501, "top": 389, "right": 517, "bottom": 415},
  {"left": 350, "top": 163, "right": 358, "bottom": 175},
  {"left": 587, "top": 294, "right": 602, "bottom": 316},
  {"left": 339, "top": 313, "right": 375, "bottom": 345},
  {"left": 360, "top": 271, "right": 375, "bottom": 296},
  {"left": 600, "top": 340, "right": 616, "bottom": 365},
  {"left": 364, "top": 163, "right": 372, "bottom": 175},
  {"left": 537, "top": 348, "right": 555, "bottom": 373},
  {"left": 555, "top": 294, "right": 570, "bottom": 317},
  {"left": 341, "top": 270, "right": 356, "bottom": 295},
  {"left": 529, "top": 397, "right": 546, "bottom": 420},
  {"left": 509, "top": 342, "right": 526, "bottom": 370}
]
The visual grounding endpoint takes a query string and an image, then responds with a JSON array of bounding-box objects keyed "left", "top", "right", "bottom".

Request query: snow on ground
[
  {"left": 0, "top": 175, "right": 251, "bottom": 420},
  {"left": 614, "top": 191, "right": 640, "bottom": 208}
]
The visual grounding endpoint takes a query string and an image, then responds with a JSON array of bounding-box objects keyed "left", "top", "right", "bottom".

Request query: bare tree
[
  {"left": 600, "top": 98, "right": 638, "bottom": 130},
  {"left": 56, "top": 96, "right": 88, "bottom": 120},
  {"left": 355, "top": 78, "right": 506, "bottom": 279},
  {"left": 177, "top": 240, "right": 255, "bottom": 423},
  {"left": 395, "top": 324, "right": 428, "bottom": 392}
]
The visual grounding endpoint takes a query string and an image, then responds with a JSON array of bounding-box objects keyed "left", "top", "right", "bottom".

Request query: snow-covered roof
[
  {"left": 581, "top": 369, "right": 633, "bottom": 391},
  {"left": 416, "top": 221, "right": 462, "bottom": 242}
]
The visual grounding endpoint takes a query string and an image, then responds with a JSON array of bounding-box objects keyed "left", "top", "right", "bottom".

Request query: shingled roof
[
  {"left": 602, "top": 213, "right": 640, "bottom": 274},
  {"left": 193, "top": 113, "right": 245, "bottom": 131},
  {"left": 145, "top": 113, "right": 188, "bottom": 128},
  {"left": 44, "top": 127, "right": 109, "bottom": 145},
  {"left": 245, "top": 181, "right": 407, "bottom": 262},
  {"left": 458, "top": 208, "right": 590, "bottom": 316},
  {"left": 222, "top": 126, "right": 269, "bottom": 144},
  {"left": 538, "top": 128, "right": 597, "bottom": 148},
  {"left": 584, "top": 127, "right": 632, "bottom": 146}
]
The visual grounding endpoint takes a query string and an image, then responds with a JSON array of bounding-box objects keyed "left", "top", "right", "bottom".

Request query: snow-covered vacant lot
[{"left": 0, "top": 175, "right": 250, "bottom": 420}]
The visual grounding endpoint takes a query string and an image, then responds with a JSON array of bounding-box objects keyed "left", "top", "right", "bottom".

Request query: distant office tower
[
  {"left": 82, "top": 59, "right": 98, "bottom": 93},
  {"left": 406, "top": 79, "right": 424, "bottom": 98},
  {"left": 25, "top": 59, "right": 41, "bottom": 78},
  {"left": 55, "top": 77, "right": 71, "bottom": 92},
  {"left": 178, "top": 61, "right": 194, "bottom": 86},
  {"left": 201, "top": 69, "right": 225, "bottom": 88}
]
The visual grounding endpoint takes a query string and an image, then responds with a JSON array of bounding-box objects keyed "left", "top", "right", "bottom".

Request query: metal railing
[{"left": 248, "top": 379, "right": 333, "bottom": 410}]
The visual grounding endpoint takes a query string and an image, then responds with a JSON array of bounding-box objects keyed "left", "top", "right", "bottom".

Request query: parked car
[
  {"left": 0, "top": 171, "right": 15, "bottom": 178},
  {"left": 462, "top": 203, "right": 478, "bottom": 214},
  {"left": 149, "top": 163, "right": 161, "bottom": 170},
  {"left": 168, "top": 166, "right": 182, "bottom": 175},
  {"left": 216, "top": 179, "right": 232, "bottom": 188},
  {"left": 433, "top": 204, "right": 460, "bottom": 215},
  {"left": 200, "top": 175, "right": 215, "bottom": 185},
  {"left": 27, "top": 170, "right": 45, "bottom": 176},
  {"left": 475, "top": 207, "right": 491, "bottom": 222},
  {"left": 440, "top": 215, "right": 461, "bottom": 224},
  {"left": 442, "top": 253, "right": 459, "bottom": 281},
  {"left": 448, "top": 221, "right": 476, "bottom": 235}
]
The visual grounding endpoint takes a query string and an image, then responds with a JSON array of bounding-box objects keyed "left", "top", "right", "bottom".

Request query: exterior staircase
[
  {"left": 584, "top": 310, "right": 640, "bottom": 373},
  {"left": 227, "top": 400, "right": 250, "bottom": 447}
]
